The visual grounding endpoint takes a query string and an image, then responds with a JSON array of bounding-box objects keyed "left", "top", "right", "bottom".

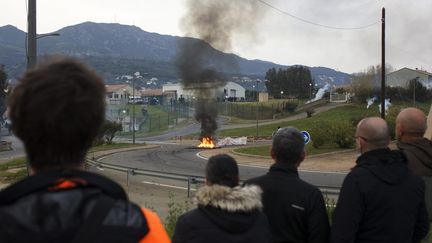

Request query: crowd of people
[{"left": 0, "top": 58, "right": 430, "bottom": 243}]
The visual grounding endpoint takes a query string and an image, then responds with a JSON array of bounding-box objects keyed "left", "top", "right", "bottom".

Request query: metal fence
[{"left": 86, "top": 159, "right": 340, "bottom": 197}]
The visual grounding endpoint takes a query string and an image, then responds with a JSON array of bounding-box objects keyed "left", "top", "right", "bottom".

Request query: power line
[{"left": 256, "top": 0, "right": 380, "bottom": 30}]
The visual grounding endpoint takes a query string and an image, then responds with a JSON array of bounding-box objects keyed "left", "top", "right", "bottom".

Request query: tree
[
  {"left": 95, "top": 120, "right": 122, "bottom": 145},
  {"left": 407, "top": 78, "right": 430, "bottom": 102},
  {"left": 351, "top": 64, "right": 393, "bottom": 104},
  {"left": 265, "top": 66, "right": 313, "bottom": 99}
]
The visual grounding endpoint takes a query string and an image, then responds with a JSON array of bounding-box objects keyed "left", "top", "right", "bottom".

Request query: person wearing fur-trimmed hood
[{"left": 172, "top": 154, "right": 271, "bottom": 243}]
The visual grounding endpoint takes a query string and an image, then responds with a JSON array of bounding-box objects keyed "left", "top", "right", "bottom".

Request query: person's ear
[
  {"left": 299, "top": 149, "right": 306, "bottom": 162},
  {"left": 395, "top": 123, "right": 403, "bottom": 140},
  {"left": 270, "top": 146, "right": 275, "bottom": 159}
]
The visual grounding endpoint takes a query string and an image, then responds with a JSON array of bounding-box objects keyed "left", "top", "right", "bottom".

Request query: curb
[{"left": 88, "top": 145, "right": 160, "bottom": 160}]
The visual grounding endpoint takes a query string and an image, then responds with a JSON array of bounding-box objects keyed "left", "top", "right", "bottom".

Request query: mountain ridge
[{"left": 0, "top": 22, "right": 351, "bottom": 84}]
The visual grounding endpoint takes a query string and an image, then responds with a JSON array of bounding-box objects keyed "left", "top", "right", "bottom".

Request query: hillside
[{"left": 0, "top": 22, "right": 351, "bottom": 84}]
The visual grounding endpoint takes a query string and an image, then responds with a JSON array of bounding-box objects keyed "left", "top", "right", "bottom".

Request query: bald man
[
  {"left": 396, "top": 108, "right": 432, "bottom": 241},
  {"left": 331, "top": 117, "right": 429, "bottom": 243}
]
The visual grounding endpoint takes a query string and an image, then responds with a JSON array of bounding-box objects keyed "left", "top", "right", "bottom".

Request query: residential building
[
  {"left": 105, "top": 84, "right": 134, "bottom": 105},
  {"left": 162, "top": 81, "right": 246, "bottom": 101},
  {"left": 386, "top": 68, "right": 432, "bottom": 89}
]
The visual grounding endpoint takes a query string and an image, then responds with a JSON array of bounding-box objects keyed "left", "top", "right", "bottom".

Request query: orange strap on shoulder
[{"left": 139, "top": 208, "right": 171, "bottom": 243}]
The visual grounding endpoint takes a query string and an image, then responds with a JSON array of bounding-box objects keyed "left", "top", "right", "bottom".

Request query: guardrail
[{"left": 86, "top": 159, "right": 340, "bottom": 197}]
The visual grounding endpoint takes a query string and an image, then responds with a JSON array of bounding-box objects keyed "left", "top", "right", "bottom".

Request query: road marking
[
  {"left": 196, "top": 152, "right": 208, "bottom": 160},
  {"left": 141, "top": 180, "right": 197, "bottom": 191},
  {"left": 197, "top": 152, "right": 347, "bottom": 174}
]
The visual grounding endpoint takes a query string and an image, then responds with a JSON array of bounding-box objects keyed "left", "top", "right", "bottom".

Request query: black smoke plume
[{"left": 176, "top": 0, "right": 265, "bottom": 139}]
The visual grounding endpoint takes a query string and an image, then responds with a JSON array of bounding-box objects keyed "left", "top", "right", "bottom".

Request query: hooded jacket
[
  {"left": 171, "top": 184, "right": 271, "bottom": 243},
  {"left": 398, "top": 138, "right": 432, "bottom": 224},
  {"left": 397, "top": 138, "right": 432, "bottom": 176},
  {"left": 0, "top": 170, "right": 170, "bottom": 243},
  {"left": 331, "top": 148, "right": 429, "bottom": 243}
]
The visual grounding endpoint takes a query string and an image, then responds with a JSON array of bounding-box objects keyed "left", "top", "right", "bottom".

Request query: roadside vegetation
[
  {"left": 222, "top": 102, "right": 430, "bottom": 156},
  {"left": 0, "top": 157, "right": 27, "bottom": 183}
]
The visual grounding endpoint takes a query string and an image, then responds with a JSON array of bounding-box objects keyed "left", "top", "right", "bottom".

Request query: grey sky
[{"left": 1, "top": 0, "right": 431, "bottom": 73}]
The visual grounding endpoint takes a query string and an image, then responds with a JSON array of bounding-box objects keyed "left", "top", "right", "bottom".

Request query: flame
[{"left": 198, "top": 137, "right": 216, "bottom": 148}]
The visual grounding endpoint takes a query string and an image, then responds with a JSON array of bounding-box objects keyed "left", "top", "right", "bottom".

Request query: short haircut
[
  {"left": 206, "top": 154, "right": 239, "bottom": 188},
  {"left": 272, "top": 127, "right": 304, "bottom": 164},
  {"left": 396, "top": 108, "right": 427, "bottom": 136},
  {"left": 10, "top": 57, "right": 105, "bottom": 170},
  {"left": 356, "top": 117, "right": 389, "bottom": 148}
]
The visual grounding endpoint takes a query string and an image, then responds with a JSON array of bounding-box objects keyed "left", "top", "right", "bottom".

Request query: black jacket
[
  {"left": 331, "top": 148, "right": 430, "bottom": 243},
  {"left": 172, "top": 184, "right": 271, "bottom": 243},
  {"left": 0, "top": 170, "right": 149, "bottom": 243},
  {"left": 245, "top": 162, "right": 330, "bottom": 243}
]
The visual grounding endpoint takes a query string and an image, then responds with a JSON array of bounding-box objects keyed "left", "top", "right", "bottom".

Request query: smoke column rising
[{"left": 177, "top": 0, "right": 266, "bottom": 139}]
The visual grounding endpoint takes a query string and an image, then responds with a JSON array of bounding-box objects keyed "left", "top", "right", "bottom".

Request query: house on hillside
[
  {"left": 162, "top": 82, "right": 246, "bottom": 102},
  {"left": 105, "top": 84, "right": 134, "bottom": 105},
  {"left": 386, "top": 68, "right": 432, "bottom": 89}
]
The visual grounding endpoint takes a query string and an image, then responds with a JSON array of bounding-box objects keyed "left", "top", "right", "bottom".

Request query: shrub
[
  {"left": 306, "top": 108, "right": 315, "bottom": 118},
  {"left": 284, "top": 102, "right": 298, "bottom": 113},
  {"left": 330, "top": 122, "right": 356, "bottom": 149},
  {"left": 95, "top": 120, "right": 122, "bottom": 145},
  {"left": 309, "top": 122, "right": 331, "bottom": 149},
  {"left": 324, "top": 193, "right": 336, "bottom": 223},
  {"left": 385, "top": 106, "right": 402, "bottom": 140},
  {"left": 164, "top": 194, "right": 190, "bottom": 237},
  {"left": 350, "top": 116, "right": 363, "bottom": 127}
]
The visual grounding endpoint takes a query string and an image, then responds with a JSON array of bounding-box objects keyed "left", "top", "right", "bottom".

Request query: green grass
[
  {"left": 89, "top": 143, "right": 145, "bottom": 153},
  {"left": 234, "top": 144, "right": 350, "bottom": 157},
  {"left": 219, "top": 104, "right": 378, "bottom": 137},
  {"left": 0, "top": 157, "right": 27, "bottom": 170},
  {"left": 219, "top": 102, "right": 430, "bottom": 137},
  {"left": 0, "top": 157, "right": 28, "bottom": 182}
]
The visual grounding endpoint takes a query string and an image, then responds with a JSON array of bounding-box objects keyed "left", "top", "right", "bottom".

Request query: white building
[
  {"left": 386, "top": 68, "right": 432, "bottom": 89},
  {"left": 105, "top": 84, "right": 137, "bottom": 105},
  {"left": 162, "top": 81, "right": 246, "bottom": 101}
]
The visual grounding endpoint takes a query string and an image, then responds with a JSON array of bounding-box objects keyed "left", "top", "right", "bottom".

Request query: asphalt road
[{"left": 99, "top": 143, "right": 346, "bottom": 189}]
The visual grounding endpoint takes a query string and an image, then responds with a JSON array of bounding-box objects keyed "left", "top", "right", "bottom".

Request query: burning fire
[{"left": 198, "top": 137, "right": 216, "bottom": 149}]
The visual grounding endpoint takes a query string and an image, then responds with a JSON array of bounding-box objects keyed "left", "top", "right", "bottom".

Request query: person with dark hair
[
  {"left": 172, "top": 154, "right": 271, "bottom": 243},
  {"left": 245, "top": 127, "right": 330, "bottom": 243},
  {"left": 0, "top": 58, "right": 170, "bottom": 243},
  {"left": 331, "top": 117, "right": 429, "bottom": 243}
]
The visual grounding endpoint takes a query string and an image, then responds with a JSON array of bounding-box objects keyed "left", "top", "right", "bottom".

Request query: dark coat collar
[
  {"left": 0, "top": 169, "right": 127, "bottom": 205},
  {"left": 269, "top": 162, "right": 299, "bottom": 176}
]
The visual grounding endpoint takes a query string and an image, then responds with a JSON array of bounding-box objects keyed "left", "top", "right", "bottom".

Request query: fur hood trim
[{"left": 195, "top": 184, "right": 262, "bottom": 212}]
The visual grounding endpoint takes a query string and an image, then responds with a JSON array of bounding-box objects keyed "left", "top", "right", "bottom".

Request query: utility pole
[
  {"left": 27, "top": 0, "right": 37, "bottom": 69},
  {"left": 132, "top": 80, "right": 136, "bottom": 144},
  {"left": 380, "top": 7, "right": 386, "bottom": 119},
  {"left": 413, "top": 77, "right": 419, "bottom": 105},
  {"left": 255, "top": 81, "right": 259, "bottom": 141}
]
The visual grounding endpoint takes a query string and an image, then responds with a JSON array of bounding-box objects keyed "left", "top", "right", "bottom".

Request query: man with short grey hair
[
  {"left": 245, "top": 127, "right": 330, "bottom": 243},
  {"left": 331, "top": 117, "right": 429, "bottom": 243}
]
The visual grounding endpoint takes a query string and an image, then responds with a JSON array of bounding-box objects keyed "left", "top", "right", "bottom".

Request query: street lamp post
[
  {"left": 27, "top": 0, "right": 36, "bottom": 70},
  {"left": 309, "top": 83, "right": 312, "bottom": 99},
  {"left": 26, "top": 0, "right": 60, "bottom": 69},
  {"left": 280, "top": 91, "right": 284, "bottom": 99}
]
